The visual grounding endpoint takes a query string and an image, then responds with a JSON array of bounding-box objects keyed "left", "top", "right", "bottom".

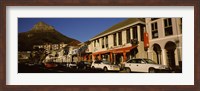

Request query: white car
[
  {"left": 91, "top": 60, "right": 120, "bottom": 72},
  {"left": 68, "top": 62, "right": 77, "bottom": 68},
  {"left": 124, "top": 58, "right": 171, "bottom": 73}
]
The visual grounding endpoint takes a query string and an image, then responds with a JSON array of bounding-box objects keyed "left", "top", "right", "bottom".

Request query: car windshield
[
  {"left": 102, "top": 60, "right": 111, "bottom": 64},
  {"left": 71, "top": 62, "right": 76, "bottom": 64},
  {"left": 143, "top": 59, "right": 156, "bottom": 64},
  {"left": 84, "top": 62, "right": 90, "bottom": 64}
]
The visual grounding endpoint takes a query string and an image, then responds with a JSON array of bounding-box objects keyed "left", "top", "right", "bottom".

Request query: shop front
[{"left": 92, "top": 45, "right": 138, "bottom": 65}]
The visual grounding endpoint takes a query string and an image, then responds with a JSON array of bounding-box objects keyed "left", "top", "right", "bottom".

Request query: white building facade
[
  {"left": 87, "top": 18, "right": 182, "bottom": 70},
  {"left": 146, "top": 18, "right": 182, "bottom": 70},
  {"left": 89, "top": 18, "right": 147, "bottom": 65}
]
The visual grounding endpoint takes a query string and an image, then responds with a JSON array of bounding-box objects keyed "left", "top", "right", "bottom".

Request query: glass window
[
  {"left": 127, "top": 60, "right": 131, "bottom": 63},
  {"left": 113, "top": 33, "right": 117, "bottom": 46},
  {"left": 95, "top": 60, "right": 102, "bottom": 64},
  {"left": 130, "top": 59, "right": 137, "bottom": 63},
  {"left": 180, "top": 18, "right": 182, "bottom": 34},
  {"left": 127, "top": 59, "right": 134, "bottom": 63},
  {"left": 155, "top": 22, "right": 158, "bottom": 29},
  {"left": 102, "top": 37, "right": 104, "bottom": 48},
  {"left": 151, "top": 18, "right": 159, "bottom": 21},
  {"left": 132, "top": 27, "right": 138, "bottom": 40},
  {"left": 118, "top": 31, "right": 122, "bottom": 45},
  {"left": 164, "top": 19, "right": 168, "bottom": 27},
  {"left": 144, "top": 59, "right": 156, "bottom": 64},
  {"left": 102, "top": 60, "right": 111, "bottom": 64},
  {"left": 94, "top": 41, "right": 96, "bottom": 47},
  {"left": 151, "top": 22, "right": 158, "bottom": 39},
  {"left": 168, "top": 18, "right": 172, "bottom": 25},
  {"left": 140, "top": 26, "right": 144, "bottom": 41},
  {"left": 164, "top": 18, "right": 173, "bottom": 36},
  {"left": 165, "top": 27, "right": 173, "bottom": 36},
  {"left": 105, "top": 36, "right": 108, "bottom": 48},
  {"left": 135, "top": 59, "right": 142, "bottom": 63},
  {"left": 126, "top": 29, "right": 131, "bottom": 43}
]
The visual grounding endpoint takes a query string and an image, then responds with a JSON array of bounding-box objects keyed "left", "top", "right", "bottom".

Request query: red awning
[
  {"left": 110, "top": 45, "right": 137, "bottom": 54},
  {"left": 92, "top": 45, "right": 137, "bottom": 55},
  {"left": 92, "top": 50, "right": 110, "bottom": 56}
]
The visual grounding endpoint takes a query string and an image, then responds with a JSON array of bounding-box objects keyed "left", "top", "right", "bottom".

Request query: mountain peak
[
  {"left": 36, "top": 21, "right": 48, "bottom": 26},
  {"left": 18, "top": 21, "right": 81, "bottom": 51},
  {"left": 30, "top": 21, "right": 55, "bottom": 32}
]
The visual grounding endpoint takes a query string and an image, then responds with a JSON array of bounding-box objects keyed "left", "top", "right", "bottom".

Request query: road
[
  {"left": 18, "top": 63, "right": 124, "bottom": 73},
  {"left": 18, "top": 63, "right": 175, "bottom": 73}
]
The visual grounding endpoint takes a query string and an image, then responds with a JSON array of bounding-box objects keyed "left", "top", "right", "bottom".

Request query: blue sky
[{"left": 18, "top": 18, "right": 127, "bottom": 42}]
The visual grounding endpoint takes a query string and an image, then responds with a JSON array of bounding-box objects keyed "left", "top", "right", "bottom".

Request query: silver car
[
  {"left": 91, "top": 60, "right": 120, "bottom": 72},
  {"left": 124, "top": 58, "right": 171, "bottom": 73},
  {"left": 68, "top": 62, "right": 77, "bottom": 68}
]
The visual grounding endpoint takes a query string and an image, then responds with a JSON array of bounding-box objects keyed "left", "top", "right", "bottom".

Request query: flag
[{"left": 144, "top": 28, "right": 149, "bottom": 49}]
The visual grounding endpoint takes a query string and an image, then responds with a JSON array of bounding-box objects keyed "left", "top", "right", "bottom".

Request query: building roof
[{"left": 90, "top": 18, "right": 145, "bottom": 40}]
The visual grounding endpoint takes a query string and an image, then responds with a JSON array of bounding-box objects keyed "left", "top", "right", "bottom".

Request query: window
[
  {"left": 132, "top": 27, "right": 138, "bottom": 40},
  {"left": 113, "top": 33, "right": 117, "bottom": 46},
  {"left": 151, "top": 22, "right": 158, "bottom": 38},
  {"left": 180, "top": 18, "right": 182, "bottom": 34},
  {"left": 94, "top": 40, "right": 96, "bottom": 47},
  {"left": 151, "top": 18, "right": 159, "bottom": 21},
  {"left": 144, "top": 59, "right": 156, "bottom": 64},
  {"left": 102, "top": 60, "right": 111, "bottom": 64},
  {"left": 131, "top": 59, "right": 136, "bottom": 63},
  {"left": 94, "top": 39, "right": 99, "bottom": 47},
  {"left": 164, "top": 18, "right": 173, "bottom": 36},
  {"left": 129, "top": 59, "right": 142, "bottom": 63},
  {"left": 126, "top": 29, "right": 131, "bottom": 43},
  {"left": 118, "top": 31, "right": 122, "bottom": 45},
  {"left": 127, "top": 59, "right": 136, "bottom": 63},
  {"left": 94, "top": 60, "right": 102, "bottom": 64},
  {"left": 102, "top": 37, "right": 104, "bottom": 48},
  {"left": 134, "top": 59, "right": 142, "bottom": 63},
  {"left": 140, "top": 26, "right": 144, "bottom": 41},
  {"left": 105, "top": 36, "right": 108, "bottom": 48}
]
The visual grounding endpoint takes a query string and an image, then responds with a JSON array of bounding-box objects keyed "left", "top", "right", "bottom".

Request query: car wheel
[
  {"left": 126, "top": 68, "right": 131, "bottom": 73},
  {"left": 149, "top": 68, "right": 156, "bottom": 73},
  {"left": 103, "top": 67, "right": 108, "bottom": 72},
  {"left": 83, "top": 66, "right": 86, "bottom": 70},
  {"left": 92, "top": 66, "right": 95, "bottom": 69}
]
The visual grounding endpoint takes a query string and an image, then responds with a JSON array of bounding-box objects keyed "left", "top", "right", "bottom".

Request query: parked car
[
  {"left": 77, "top": 61, "right": 91, "bottom": 70},
  {"left": 91, "top": 60, "right": 120, "bottom": 72},
  {"left": 25, "top": 61, "right": 36, "bottom": 66},
  {"left": 44, "top": 62, "right": 58, "bottom": 68},
  {"left": 27, "top": 62, "right": 36, "bottom": 66},
  {"left": 68, "top": 62, "right": 77, "bottom": 68},
  {"left": 124, "top": 58, "right": 171, "bottom": 73}
]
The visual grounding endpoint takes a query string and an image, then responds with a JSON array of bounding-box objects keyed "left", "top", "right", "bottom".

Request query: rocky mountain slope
[{"left": 18, "top": 21, "right": 80, "bottom": 51}]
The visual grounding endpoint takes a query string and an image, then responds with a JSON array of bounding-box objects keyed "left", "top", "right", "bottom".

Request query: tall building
[
  {"left": 145, "top": 18, "right": 182, "bottom": 70},
  {"left": 88, "top": 18, "right": 182, "bottom": 70},
  {"left": 88, "top": 18, "right": 147, "bottom": 65}
]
